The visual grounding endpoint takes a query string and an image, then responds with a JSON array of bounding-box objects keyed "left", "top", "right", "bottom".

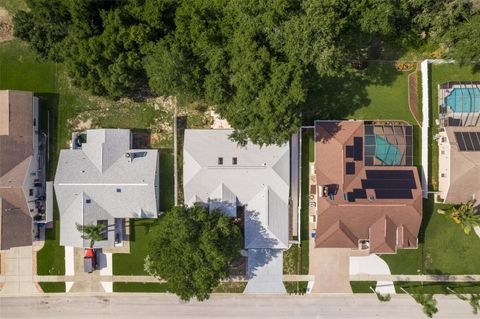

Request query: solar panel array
[{"left": 454, "top": 131, "right": 480, "bottom": 151}]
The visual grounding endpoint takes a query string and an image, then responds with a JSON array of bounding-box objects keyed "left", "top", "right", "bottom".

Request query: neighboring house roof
[
  {"left": 183, "top": 129, "right": 290, "bottom": 250},
  {"left": 443, "top": 126, "right": 480, "bottom": 203},
  {"left": 314, "top": 121, "right": 423, "bottom": 254},
  {"left": 0, "top": 90, "right": 34, "bottom": 250},
  {"left": 55, "top": 129, "right": 159, "bottom": 248}
]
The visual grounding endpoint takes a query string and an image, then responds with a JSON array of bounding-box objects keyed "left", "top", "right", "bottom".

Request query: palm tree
[
  {"left": 448, "top": 287, "right": 480, "bottom": 315},
  {"left": 369, "top": 286, "right": 391, "bottom": 302},
  {"left": 76, "top": 223, "right": 107, "bottom": 248},
  {"left": 469, "top": 294, "right": 480, "bottom": 315},
  {"left": 440, "top": 201, "right": 480, "bottom": 235},
  {"left": 401, "top": 287, "right": 438, "bottom": 318}
]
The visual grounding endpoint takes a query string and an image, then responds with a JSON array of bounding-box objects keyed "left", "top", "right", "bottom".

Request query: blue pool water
[
  {"left": 445, "top": 88, "right": 480, "bottom": 112},
  {"left": 375, "top": 135, "right": 401, "bottom": 165}
]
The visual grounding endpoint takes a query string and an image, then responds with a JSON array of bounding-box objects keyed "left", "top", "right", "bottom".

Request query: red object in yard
[
  {"left": 85, "top": 248, "right": 94, "bottom": 258},
  {"left": 84, "top": 248, "right": 96, "bottom": 273}
]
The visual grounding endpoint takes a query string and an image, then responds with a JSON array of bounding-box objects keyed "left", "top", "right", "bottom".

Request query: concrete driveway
[
  {"left": 308, "top": 217, "right": 352, "bottom": 293},
  {"left": 0, "top": 246, "right": 40, "bottom": 295}
]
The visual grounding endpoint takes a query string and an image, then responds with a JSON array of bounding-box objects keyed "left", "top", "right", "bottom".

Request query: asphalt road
[{"left": 0, "top": 294, "right": 477, "bottom": 319}]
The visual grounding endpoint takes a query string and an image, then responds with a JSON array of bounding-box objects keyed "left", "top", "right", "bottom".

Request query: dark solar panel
[
  {"left": 362, "top": 179, "right": 416, "bottom": 189},
  {"left": 375, "top": 189, "right": 413, "bottom": 199},
  {"left": 346, "top": 162, "right": 355, "bottom": 175},
  {"left": 366, "top": 170, "right": 414, "bottom": 180},
  {"left": 346, "top": 145, "right": 354, "bottom": 158},
  {"left": 354, "top": 137, "right": 363, "bottom": 161},
  {"left": 347, "top": 192, "right": 356, "bottom": 202},
  {"left": 470, "top": 132, "right": 480, "bottom": 150},
  {"left": 463, "top": 132, "right": 474, "bottom": 151},
  {"left": 353, "top": 188, "right": 367, "bottom": 199},
  {"left": 455, "top": 132, "right": 467, "bottom": 151}
]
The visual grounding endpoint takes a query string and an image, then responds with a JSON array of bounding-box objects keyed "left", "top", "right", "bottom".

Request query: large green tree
[{"left": 145, "top": 205, "right": 243, "bottom": 301}]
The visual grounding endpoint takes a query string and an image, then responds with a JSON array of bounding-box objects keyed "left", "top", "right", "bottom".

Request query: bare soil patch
[{"left": 0, "top": 8, "right": 14, "bottom": 42}]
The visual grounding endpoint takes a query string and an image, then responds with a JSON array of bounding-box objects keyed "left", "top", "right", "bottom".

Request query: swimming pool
[
  {"left": 445, "top": 88, "right": 480, "bottom": 112},
  {"left": 375, "top": 135, "right": 401, "bottom": 165}
]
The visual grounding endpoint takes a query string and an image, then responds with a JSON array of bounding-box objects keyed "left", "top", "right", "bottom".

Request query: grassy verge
[
  {"left": 36, "top": 214, "right": 65, "bottom": 275},
  {"left": 159, "top": 150, "right": 175, "bottom": 211},
  {"left": 300, "top": 128, "right": 314, "bottom": 274},
  {"left": 212, "top": 282, "right": 247, "bottom": 293},
  {"left": 39, "top": 282, "right": 66, "bottom": 293},
  {"left": 113, "top": 282, "right": 169, "bottom": 293},
  {"left": 283, "top": 244, "right": 299, "bottom": 275},
  {"left": 350, "top": 281, "right": 376, "bottom": 293},
  {"left": 395, "top": 281, "right": 480, "bottom": 294},
  {"left": 284, "top": 281, "right": 308, "bottom": 295}
]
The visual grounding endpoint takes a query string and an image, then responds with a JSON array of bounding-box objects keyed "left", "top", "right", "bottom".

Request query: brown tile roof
[
  {"left": 0, "top": 90, "right": 34, "bottom": 250},
  {"left": 443, "top": 127, "right": 480, "bottom": 203},
  {"left": 314, "top": 121, "right": 422, "bottom": 254}
]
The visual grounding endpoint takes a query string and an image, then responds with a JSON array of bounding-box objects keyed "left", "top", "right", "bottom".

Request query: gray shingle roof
[
  {"left": 183, "top": 129, "right": 290, "bottom": 250},
  {"left": 55, "top": 129, "right": 159, "bottom": 247}
]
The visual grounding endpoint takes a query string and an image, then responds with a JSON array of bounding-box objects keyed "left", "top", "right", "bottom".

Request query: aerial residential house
[
  {"left": 0, "top": 90, "right": 51, "bottom": 250},
  {"left": 54, "top": 129, "right": 159, "bottom": 248},
  {"left": 183, "top": 129, "right": 290, "bottom": 293},
  {"left": 437, "top": 82, "right": 480, "bottom": 203},
  {"left": 312, "top": 120, "right": 422, "bottom": 254}
]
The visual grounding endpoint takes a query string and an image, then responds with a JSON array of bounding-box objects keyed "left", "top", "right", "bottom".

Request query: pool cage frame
[
  {"left": 439, "top": 81, "right": 480, "bottom": 128},
  {"left": 363, "top": 121, "right": 413, "bottom": 166}
]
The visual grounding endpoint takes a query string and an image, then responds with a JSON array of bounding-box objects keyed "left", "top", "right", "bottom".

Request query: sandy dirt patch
[{"left": 0, "top": 8, "right": 14, "bottom": 42}]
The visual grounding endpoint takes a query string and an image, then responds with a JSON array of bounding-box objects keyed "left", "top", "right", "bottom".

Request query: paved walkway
[
  {"left": 25, "top": 275, "right": 313, "bottom": 283},
  {"left": 0, "top": 246, "right": 40, "bottom": 295},
  {"left": 349, "top": 274, "right": 480, "bottom": 281}
]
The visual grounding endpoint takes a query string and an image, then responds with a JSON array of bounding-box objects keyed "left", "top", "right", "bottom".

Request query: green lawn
[
  {"left": 36, "top": 218, "right": 65, "bottom": 275},
  {"left": 112, "top": 219, "right": 159, "bottom": 275},
  {"left": 350, "top": 281, "right": 376, "bottom": 293},
  {"left": 38, "top": 282, "right": 66, "bottom": 293},
  {"left": 300, "top": 129, "right": 314, "bottom": 275},
  {"left": 113, "top": 282, "right": 170, "bottom": 293},
  {"left": 304, "top": 63, "right": 416, "bottom": 125},
  {"left": 212, "top": 282, "right": 247, "bottom": 293},
  {"left": 395, "top": 281, "right": 480, "bottom": 294},
  {"left": 284, "top": 281, "right": 308, "bottom": 295}
]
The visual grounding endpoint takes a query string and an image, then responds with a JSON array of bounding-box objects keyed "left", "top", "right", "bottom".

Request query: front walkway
[
  {"left": 350, "top": 254, "right": 395, "bottom": 294},
  {"left": 349, "top": 274, "right": 480, "bottom": 281}
]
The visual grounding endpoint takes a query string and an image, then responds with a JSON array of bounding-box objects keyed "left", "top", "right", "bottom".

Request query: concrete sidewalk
[{"left": 350, "top": 274, "right": 480, "bottom": 282}]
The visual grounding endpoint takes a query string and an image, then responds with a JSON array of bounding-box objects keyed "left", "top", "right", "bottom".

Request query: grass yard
[
  {"left": 395, "top": 281, "right": 480, "bottom": 294},
  {"left": 212, "top": 282, "right": 247, "bottom": 293},
  {"left": 299, "top": 128, "right": 314, "bottom": 275},
  {"left": 112, "top": 219, "right": 158, "bottom": 275},
  {"left": 113, "top": 282, "right": 170, "bottom": 293},
  {"left": 350, "top": 281, "right": 376, "bottom": 293},
  {"left": 304, "top": 63, "right": 417, "bottom": 125},
  {"left": 38, "top": 282, "right": 66, "bottom": 293},
  {"left": 284, "top": 281, "right": 308, "bottom": 295}
]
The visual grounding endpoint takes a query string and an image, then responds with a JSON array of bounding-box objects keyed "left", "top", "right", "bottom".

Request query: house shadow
[{"left": 302, "top": 63, "right": 402, "bottom": 125}]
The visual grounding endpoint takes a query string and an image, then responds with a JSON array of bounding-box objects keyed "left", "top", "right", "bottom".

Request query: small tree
[
  {"left": 75, "top": 223, "right": 106, "bottom": 248},
  {"left": 369, "top": 286, "right": 391, "bottom": 302},
  {"left": 440, "top": 201, "right": 480, "bottom": 235},
  {"left": 146, "top": 205, "right": 243, "bottom": 301},
  {"left": 448, "top": 287, "right": 480, "bottom": 315},
  {"left": 401, "top": 287, "right": 438, "bottom": 318}
]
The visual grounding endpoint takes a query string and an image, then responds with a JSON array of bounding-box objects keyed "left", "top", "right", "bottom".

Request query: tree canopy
[
  {"left": 145, "top": 205, "right": 243, "bottom": 301},
  {"left": 14, "top": 0, "right": 480, "bottom": 144}
]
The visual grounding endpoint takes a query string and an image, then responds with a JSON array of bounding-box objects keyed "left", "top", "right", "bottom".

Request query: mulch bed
[{"left": 408, "top": 63, "right": 422, "bottom": 126}]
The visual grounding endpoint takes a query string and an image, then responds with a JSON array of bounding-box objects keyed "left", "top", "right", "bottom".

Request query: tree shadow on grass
[{"left": 302, "top": 63, "right": 402, "bottom": 125}]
